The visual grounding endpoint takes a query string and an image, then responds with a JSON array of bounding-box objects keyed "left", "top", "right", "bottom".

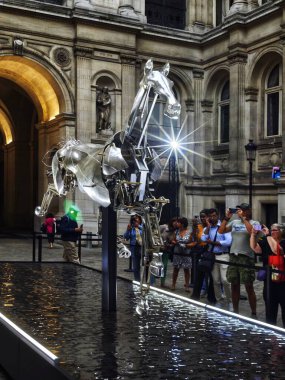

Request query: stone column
[
  {"left": 118, "top": 0, "right": 142, "bottom": 20},
  {"left": 186, "top": 0, "right": 209, "bottom": 33},
  {"left": 184, "top": 99, "right": 195, "bottom": 179},
  {"left": 75, "top": 47, "right": 93, "bottom": 142},
  {"left": 248, "top": 0, "right": 259, "bottom": 10},
  {"left": 226, "top": 51, "right": 248, "bottom": 208},
  {"left": 192, "top": 69, "right": 204, "bottom": 176},
  {"left": 228, "top": 0, "right": 249, "bottom": 15},
  {"left": 121, "top": 55, "right": 136, "bottom": 128},
  {"left": 276, "top": 33, "right": 285, "bottom": 222}
]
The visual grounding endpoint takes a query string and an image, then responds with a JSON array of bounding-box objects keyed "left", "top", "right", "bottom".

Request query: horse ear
[
  {"left": 144, "top": 59, "right": 153, "bottom": 75},
  {"left": 162, "top": 62, "right": 170, "bottom": 76}
]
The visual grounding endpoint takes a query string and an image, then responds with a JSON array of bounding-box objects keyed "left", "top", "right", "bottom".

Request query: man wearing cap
[
  {"left": 218, "top": 203, "right": 261, "bottom": 317},
  {"left": 60, "top": 206, "right": 83, "bottom": 263}
]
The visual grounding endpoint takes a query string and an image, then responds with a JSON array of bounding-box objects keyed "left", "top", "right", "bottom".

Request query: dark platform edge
[{"left": 0, "top": 307, "right": 72, "bottom": 380}]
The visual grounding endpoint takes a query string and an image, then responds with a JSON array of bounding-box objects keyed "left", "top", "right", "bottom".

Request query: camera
[{"left": 229, "top": 208, "right": 238, "bottom": 214}]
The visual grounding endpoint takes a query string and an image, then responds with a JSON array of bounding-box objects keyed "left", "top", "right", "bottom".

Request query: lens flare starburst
[{"left": 148, "top": 113, "right": 216, "bottom": 178}]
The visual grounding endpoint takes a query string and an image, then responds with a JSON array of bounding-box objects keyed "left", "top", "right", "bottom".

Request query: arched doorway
[{"left": 0, "top": 55, "right": 74, "bottom": 231}]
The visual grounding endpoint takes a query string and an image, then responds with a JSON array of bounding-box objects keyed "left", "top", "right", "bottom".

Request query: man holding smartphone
[
  {"left": 60, "top": 205, "right": 83, "bottom": 264},
  {"left": 218, "top": 203, "right": 261, "bottom": 316}
]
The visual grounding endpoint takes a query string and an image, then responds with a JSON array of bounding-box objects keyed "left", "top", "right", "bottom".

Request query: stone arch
[
  {"left": 168, "top": 67, "right": 193, "bottom": 100},
  {"left": 92, "top": 70, "right": 121, "bottom": 89},
  {"left": 0, "top": 53, "right": 74, "bottom": 229},
  {"left": 0, "top": 100, "right": 14, "bottom": 145},
  {"left": 204, "top": 65, "right": 230, "bottom": 101},
  {"left": 247, "top": 47, "right": 282, "bottom": 89},
  {"left": 0, "top": 54, "right": 74, "bottom": 121}
]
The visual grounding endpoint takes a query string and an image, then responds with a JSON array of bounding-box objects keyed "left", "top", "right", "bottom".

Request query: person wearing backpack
[{"left": 60, "top": 206, "right": 83, "bottom": 263}]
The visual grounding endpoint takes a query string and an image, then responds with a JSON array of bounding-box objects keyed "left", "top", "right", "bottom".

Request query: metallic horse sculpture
[{"left": 35, "top": 59, "right": 181, "bottom": 312}]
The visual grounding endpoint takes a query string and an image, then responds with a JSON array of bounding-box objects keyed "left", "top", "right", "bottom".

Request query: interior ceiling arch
[
  {"left": 0, "top": 55, "right": 60, "bottom": 122},
  {"left": 0, "top": 108, "right": 13, "bottom": 144}
]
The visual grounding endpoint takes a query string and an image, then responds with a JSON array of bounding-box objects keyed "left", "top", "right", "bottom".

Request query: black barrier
[
  {"left": 205, "top": 256, "right": 285, "bottom": 322},
  {"left": 33, "top": 232, "right": 102, "bottom": 263}
]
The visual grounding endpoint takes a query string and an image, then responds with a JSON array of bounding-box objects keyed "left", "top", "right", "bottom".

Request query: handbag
[
  {"left": 257, "top": 269, "right": 266, "bottom": 281},
  {"left": 135, "top": 227, "right": 142, "bottom": 246},
  {"left": 197, "top": 251, "right": 215, "bottom": 273},
  {"left": 268, "top": 243, "right": 285, "bottom": 282},
  {"left": 197, "top": 228, "right": 218, "bottom": 273}
]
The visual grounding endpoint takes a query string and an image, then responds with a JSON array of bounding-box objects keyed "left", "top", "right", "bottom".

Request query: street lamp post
[
  {"left": 244, "top": 139, "right": 257, "bottom": 208},
  {"left": 169, "top": 152, "right": 180, "bottom": 219}
]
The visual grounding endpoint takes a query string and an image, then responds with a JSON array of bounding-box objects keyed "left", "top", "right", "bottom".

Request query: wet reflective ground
[{"left": 0, "top": 262, "right": 284, "bottom": 379}]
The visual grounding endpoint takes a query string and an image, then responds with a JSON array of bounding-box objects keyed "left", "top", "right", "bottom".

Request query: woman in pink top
[{"left": 44, "top": 213, "right": 56, "bottom": 248}]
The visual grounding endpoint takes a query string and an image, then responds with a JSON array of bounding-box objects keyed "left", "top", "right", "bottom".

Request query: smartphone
[
  {"left": 229, "top": 208, "right": 238, "bottom": 214},
  {"left": 254, "top": 224, "right": 262, "bottom": 231},
  {"left": 80, "top": 224, "right": 83, "bottom": 228}
]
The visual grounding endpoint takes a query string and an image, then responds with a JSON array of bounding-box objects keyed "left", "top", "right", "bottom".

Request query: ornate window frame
[
  {"left": 264, "top": 64, "right": 282, "bottom": 138},
  {"left": 218, "top": 80, "right": 229, "bottom": 144}
]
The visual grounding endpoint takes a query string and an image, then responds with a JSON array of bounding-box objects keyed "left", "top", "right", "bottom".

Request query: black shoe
[{"left": 240, "top": 295, "right": 247, "bottom": 300}]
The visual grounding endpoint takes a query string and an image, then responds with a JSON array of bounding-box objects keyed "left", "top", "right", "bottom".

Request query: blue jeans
[{"left": 131, "top": 245, "right": 142, "bottom": 282}]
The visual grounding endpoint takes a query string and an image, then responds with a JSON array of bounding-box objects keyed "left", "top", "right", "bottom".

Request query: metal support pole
[
  {"left": 265, "top": 265, "right": 271, "bottom": 321},
  {"left": 102, "top": 206, "right": 117, "bottom": 312},
  {"left": 32, "top": 232, "right": 36, "bottom": 262},
  {"left": 249, "top": 160, "right": 253, "bottom": 208},
  {"left": 38, "top": 235, "right": 42, "bottom": 262},
  {"left": 78, "top": 234, "right": 82, "bottom": 262},
  {"left": 169, "top": 154, "right": 179, "bottom": 218}
]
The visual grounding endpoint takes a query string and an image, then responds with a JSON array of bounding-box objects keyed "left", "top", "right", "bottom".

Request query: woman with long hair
[
  {"left": 171, "top": 217, "right": 192, "bottom": 292},
  {"left": 250, "top": 223, "right": 285, "bottom": 326}
]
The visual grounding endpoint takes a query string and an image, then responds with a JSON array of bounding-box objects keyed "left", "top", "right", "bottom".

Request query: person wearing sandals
[{"left": 170, "top": 217, "right": 192, "bottom": 292}]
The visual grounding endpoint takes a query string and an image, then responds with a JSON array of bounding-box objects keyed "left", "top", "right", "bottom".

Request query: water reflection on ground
[{"left": 0, "top": 262, "right": 284, "bottom": 379}]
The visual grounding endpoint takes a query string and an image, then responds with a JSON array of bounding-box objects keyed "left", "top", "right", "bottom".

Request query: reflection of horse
[{"left": 35, "top": 59, "right": 181, "bottom": 310}]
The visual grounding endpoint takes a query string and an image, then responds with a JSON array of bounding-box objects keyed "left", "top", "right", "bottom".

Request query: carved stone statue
[{"left": 96, "top": 86, "right": 112, "bottom": 132}]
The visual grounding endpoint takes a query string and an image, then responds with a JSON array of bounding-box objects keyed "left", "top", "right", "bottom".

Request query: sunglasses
[{"left": 270, "top": 229, "right": 279, "bottom": 232}]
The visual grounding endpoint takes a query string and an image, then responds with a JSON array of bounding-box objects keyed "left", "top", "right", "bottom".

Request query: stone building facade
[{"left": 0, "top": 0, "right": 283, "bottom": 232}]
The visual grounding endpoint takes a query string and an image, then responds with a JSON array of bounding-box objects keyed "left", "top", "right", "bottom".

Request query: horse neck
[{"left": 124, "top": 85, "right": 151, "bottom": 145}]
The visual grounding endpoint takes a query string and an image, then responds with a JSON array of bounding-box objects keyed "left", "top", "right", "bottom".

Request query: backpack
[
  {"left": 40, "top": 223, "right": 47, "bottom": 234},
  {"left": 55, "top": 218, "right": 63, "bottom": 234}
]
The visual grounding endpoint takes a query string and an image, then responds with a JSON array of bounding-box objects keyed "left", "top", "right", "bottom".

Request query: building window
[
  {"left": 145, "top": 0, "right": 186, "bottom": 30},
  {"left": 218, "top": 81, "right": 229, "bottom": 144},
  {"left": 265, "top": 64, "right": 281, "bottom": 137},
  {"left": 214, "top": 0, "right": 234, "bottom": 26}
]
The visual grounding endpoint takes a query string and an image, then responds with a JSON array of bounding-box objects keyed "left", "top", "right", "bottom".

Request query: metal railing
[{"left": 32, "top": 232, "right": 102, "bottom": 262}]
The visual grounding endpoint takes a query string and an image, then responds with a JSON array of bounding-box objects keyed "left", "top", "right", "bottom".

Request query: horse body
[{"left": 35, "top": 59, "right": 181, "bottom": 307}]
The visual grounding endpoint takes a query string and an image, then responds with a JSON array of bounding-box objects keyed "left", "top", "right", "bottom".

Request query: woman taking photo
[
  {"left": 250, "top": 223, "right": 285, "bottom": 326},
  {"left": 170, "top": 217, "right": 192, "bottom": 292}
]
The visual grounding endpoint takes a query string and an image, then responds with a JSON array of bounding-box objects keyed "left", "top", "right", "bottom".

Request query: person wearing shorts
[{"left": 218, "top": 203, "right": 260, "bottom": 316}]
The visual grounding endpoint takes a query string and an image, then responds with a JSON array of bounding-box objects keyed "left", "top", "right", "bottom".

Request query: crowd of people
[
  {"left": 126, "top": 203, "right": 285, "bottom": 327},
  {"left": 42, "top": 203, "right": 285, "bottom": 326}
]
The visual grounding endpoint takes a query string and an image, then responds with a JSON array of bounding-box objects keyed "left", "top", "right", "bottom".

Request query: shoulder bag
[
  {"left": 268, "top": 243, "right": 285, "bottom": 282},
  {"left": 197, "top": 228, "right": 218, "bottom": 273}
]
